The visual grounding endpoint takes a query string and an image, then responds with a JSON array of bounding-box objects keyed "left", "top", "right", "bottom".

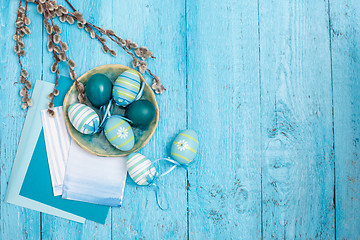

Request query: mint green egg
[
  {"left": 171, "top": 129, "right": 199, "bottom": 165},
  {"left": 104, "top": 116, "right": 135, "bottom": 151}
]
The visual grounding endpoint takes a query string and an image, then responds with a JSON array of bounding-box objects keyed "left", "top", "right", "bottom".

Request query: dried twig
[
  {"left": 14, "top": 0, "right": 33, "bottom": 109},
  {"left": 40, "top": 0, "right": 86, "bottom": 113},
  {"left": 63, "top": 0, "right": 166, "bottom": 93},
  {"left": 15, "top": 0, "right": 166, "bottom": 112}
]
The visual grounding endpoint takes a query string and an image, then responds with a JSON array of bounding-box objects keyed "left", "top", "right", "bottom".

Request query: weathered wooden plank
[
  {"left": 40, "top": 1, "right": 113, "bottom": 239},
  {"left": 259, "top": 0, "right": 335, "bottom": 238},
  {"left": 4, "top": 0, "right": 360, "bottom": 239},
  {"left": 0, "top": 1, "right": 41, "bottom": 240},
  {"left": 110, "top": 0, "right": 188, "bottom": 239},
  {"left": 77, "top": 1, "right": 116, "bottom": 238},
  {"left": 186, "top": 0, "right": 262, "bottom": 239},
  {"left": 329, "top": 0, "right": 360, "bottom": 238}
]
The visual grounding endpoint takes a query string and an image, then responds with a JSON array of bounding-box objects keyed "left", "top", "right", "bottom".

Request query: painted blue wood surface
[
  {"left": 186, "top": 1, "right": 261, "bottom": 239},
  {"left": 329, "top": 0, "right": 360, "bottom": 239},
  {"left": 259, "top": 1, "right": 335, "bottom": 238},
  {"left": 1, "top": 1, "right": 41, "bottom": 239},
  {"left": 0, "top": 0, "right": 359, "bottom": 239}
]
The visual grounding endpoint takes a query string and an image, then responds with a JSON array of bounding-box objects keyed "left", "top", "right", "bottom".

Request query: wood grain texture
[
  {"left": 41, "top": 1, "right": 112, "bottom": 239},
  {"left": 259, "top": 0, "right": 335, "bottom": 239},
  {"left": 186, "top": 0, "right": 262, "bottom": 239},
  {"left": 0, "top": 1, "right": 41, "bottom": 240},
  {"left": 329, "top": 0, "right": 360, "bottom": 238},
  {"left": 110, "top": 0, "right": 188, "bottom": 239},
  {"left": 1, "top": 0, "right": 360, "bottom": 239}
]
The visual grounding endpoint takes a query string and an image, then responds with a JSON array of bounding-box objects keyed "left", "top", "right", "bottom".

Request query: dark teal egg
[
  {"left": 85, "top": 73, "right": 112, "bottom": 108},
  {"left": 125, "top": 100, "right": 156, "bottom": 127}
]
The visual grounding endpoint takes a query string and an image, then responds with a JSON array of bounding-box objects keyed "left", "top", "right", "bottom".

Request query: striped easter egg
[
  {"left": 104, "top": 116, "right": 135, "bottom": 151},
  {"left": 126, "top": 153, "right": 157, "bottom": 186},
  {"left": 67, "top": 103, "right": 100, "bottom": 135},
  {"left": 112, "top": 69, "right": 141, "bottom": 107},
  {"left": 171, "top": 129, "right": 199, "bottom": 165}
]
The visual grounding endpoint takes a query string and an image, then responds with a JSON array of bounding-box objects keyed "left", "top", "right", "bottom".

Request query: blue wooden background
[{"left": 1, "top": 0, "right": 359, "bottom": 239}]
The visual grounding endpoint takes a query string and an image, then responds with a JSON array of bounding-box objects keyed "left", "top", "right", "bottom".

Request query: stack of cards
[{"left": 5, "top": 78, "right": 127, "bottom": 224}]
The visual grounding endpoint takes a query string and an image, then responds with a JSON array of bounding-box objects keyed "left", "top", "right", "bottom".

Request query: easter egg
[
  {"left": 171, "top": 129, "right": 199, "bottom": 165},
  {"left": 112, "top": 69, "right": 141, "bottom": 107},
  {"left": 104, "top": 116, "right": 135, "bottom": 151},
  {"left": 68, "top": 103, "right": 100, "bottom": 134},
  {"left": 126, "top": 153, "right": 157, "bottom": 185},
  {"left": 85, "top": 73, "right": 112, "bottom": 108},
  {"left": 125, "top": 100, "right": 156, "bottom": 127}
]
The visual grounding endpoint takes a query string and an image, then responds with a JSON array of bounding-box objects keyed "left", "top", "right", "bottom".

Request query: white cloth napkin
[
  {"left": 41, "top": 106, "right": 71, "bottom": 196},
  {"left": 62, "top": 141, "right": 127, "bottom": 207},
  {"left": 41, "top": 106, "right": 127, "bottom": 206}
]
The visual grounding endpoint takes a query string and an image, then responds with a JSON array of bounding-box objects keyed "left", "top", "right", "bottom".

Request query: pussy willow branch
[
  {"left": 15, "top": 0, "right": 33, "bottom": 109},
  {"left": 65, "top": 0, "right": 155, "bottom": 59},
  {"left": 24, "top": 0, "right": 28, "bottom": 17},
  {"left": 63, "top": 0, "right": 75, "bottom": 11},
  {"left": 15, "top": 0, "right": 23, "bottom": 71},
  {"left": 53, "top": 51, "right": 59, "bottom": 90},
  {"left": 48, "top": 49, "right": 59, "bottom": 106},
  {"left": 36, "top": 0, "right": 163, "bottom": 91},
  {"left": 15, "top": 0, "right": 165, "bottom": 111},
  {"left": 64, "top": 1, "right": 161, "bottom": 81},
  {"left": 85, "top": 21, "right": 156, "bottom": 59},
  {"left": 86, "top": 22, "right": 159, "bottom": 79},
  {"left": 43, "top": 0, "right": 86, "bottom": 104}
]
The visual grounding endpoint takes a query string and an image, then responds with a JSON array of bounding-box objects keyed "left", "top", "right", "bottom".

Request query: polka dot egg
[
  {"left": 126, "top": 153, "right": 157, "bottom": 186},
  {"left": 171, "top": 129, "right": 199, "bottom": 165},
  {"left": 68, "top": 103, "right": 100, "bottom": 135},
  {"left": 104, "top": 116, "right": 135, "bottom": 151},
  {"left": 112, "top": 69, "right": 141, "bottom": 107}
]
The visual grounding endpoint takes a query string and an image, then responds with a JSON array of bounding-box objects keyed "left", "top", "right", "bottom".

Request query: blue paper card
[
  {"left": 19, "top": 77, "right": 110, "bottom": 224},
  {"left": 20, "top": 130, "right": 109, "bottom": 224},
  {"left": 5, "top": 80, "right": 84, "bottom": 223}
]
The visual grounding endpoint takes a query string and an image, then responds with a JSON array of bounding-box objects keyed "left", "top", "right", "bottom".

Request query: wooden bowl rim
[{"left": 63, "top": 64, "right": 159, "bottom": 157}]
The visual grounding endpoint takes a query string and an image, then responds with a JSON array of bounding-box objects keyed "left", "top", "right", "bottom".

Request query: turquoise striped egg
[
  {"left": 112, "top": 69, "right": 141, "bottom": 107},
  {"left": 126, "top": 153, "right": 157, "bottom": 186},
  {"left": 67, "top": 103, "right": 100, "bottom": 135},
  {"left": 104, "top": 116, "right": 135, "bottom": 151},
  {"left": 171, "top": 129, "right": 199, "bottom": 165}
]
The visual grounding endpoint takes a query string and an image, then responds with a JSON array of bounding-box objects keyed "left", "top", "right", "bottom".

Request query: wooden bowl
[{"left": 63, "top": 64, "right": 159, "bottom": 157}]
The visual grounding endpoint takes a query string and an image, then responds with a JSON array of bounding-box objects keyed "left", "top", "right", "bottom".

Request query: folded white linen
[
  {"left": 41, "top": 106, "right": 71, "bottom": 196},
  {"left": 62, "top": 140, "right": 127, "bottom": 207}
]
